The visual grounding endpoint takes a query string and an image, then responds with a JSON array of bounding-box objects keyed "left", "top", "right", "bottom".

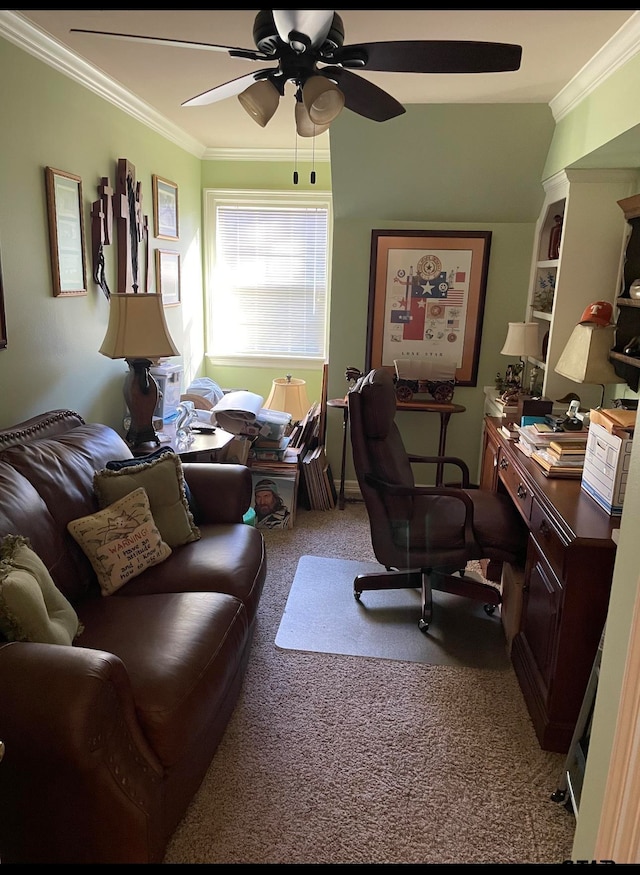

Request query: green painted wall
[
  {"left": 0, "top": 37, "right": 202, "bottom": 430},
  {"left": 326, "top": 104, "right": 555, "bottom": 481}
]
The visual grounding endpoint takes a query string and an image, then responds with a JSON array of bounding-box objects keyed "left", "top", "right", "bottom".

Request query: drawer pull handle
[
  {"left": 517, "top": 484, "right": 527, "bottom": 500},
  {"left": 499, "top": 458, "right": 509, "bottom": 470}
]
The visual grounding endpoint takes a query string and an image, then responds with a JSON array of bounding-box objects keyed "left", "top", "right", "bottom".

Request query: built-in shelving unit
[
  {"left": 523, "top": 169, "right": 636, "bottom": 408},
  {"left": 612, "top": 195, "right": 640, "bottom": 393}
]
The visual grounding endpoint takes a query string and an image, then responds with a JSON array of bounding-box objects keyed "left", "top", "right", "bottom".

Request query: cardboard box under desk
[{"left": 581, "top": 422, "right": 633, "bottom": 516}]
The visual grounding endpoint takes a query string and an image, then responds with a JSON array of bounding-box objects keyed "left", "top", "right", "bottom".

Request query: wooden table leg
[{"left": 338, "top": 406, "right": 348, "bottom": 509}]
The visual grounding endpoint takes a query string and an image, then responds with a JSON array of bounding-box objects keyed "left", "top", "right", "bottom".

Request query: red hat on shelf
[{"left": 578, "top": 301, "right": 613, "bottom": 326}]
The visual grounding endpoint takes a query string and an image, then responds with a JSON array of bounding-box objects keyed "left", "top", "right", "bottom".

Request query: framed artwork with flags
[{"left": 366, "top": 230, "right": 492, "bottom": 387}]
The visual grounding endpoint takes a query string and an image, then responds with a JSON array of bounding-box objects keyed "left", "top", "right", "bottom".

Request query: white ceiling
[{"left": 6, "top": 9, "right": 640, "bottom": 157}]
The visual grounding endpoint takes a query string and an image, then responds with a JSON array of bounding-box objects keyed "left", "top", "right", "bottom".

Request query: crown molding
[
  {"left": 0, "top": 11, "right": 206, "bottom": 158},
  {"left": 0, "top": 10, "right": 330, "bottom": 163},
  {"left": 200, "top": 145, "right": 330, "bottom": 163},
  {"left": 550, "top": 11, "right": 640, "bottom": 122}
]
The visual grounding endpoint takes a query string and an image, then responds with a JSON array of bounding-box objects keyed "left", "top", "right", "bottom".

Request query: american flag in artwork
[{"left": 442, "top": 289, "right": 465, "bottom": 307}]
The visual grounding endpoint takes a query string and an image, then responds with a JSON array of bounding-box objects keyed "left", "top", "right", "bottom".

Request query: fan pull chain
[
  {"left": 310, "top": 132, "right": 316, "bottom": 184},
  {"left": 293, "top": 127, "right": 299, "bottom": 185}
]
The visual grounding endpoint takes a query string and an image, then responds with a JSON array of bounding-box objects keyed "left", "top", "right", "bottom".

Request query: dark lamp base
[{"left": 123, "top": 358, "right": 161, "bottom": 449}]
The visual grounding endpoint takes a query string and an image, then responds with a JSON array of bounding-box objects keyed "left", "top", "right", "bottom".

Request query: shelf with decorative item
[{"left": 532, "top": 264, "right": 557, "bottom": 315}]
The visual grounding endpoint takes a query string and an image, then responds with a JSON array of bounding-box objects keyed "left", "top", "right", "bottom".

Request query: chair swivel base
[{"left": 353, "top": 567, "right": 500, "bottom": 634}]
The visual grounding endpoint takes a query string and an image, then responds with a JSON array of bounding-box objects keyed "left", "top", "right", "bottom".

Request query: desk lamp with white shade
[{"left": 554, "top": 301, "right": 620, "bottom": 410}]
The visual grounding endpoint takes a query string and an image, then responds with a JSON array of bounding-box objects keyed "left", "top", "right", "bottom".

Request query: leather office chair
[{"left": 348, "top": 368, "right": 527, "bottom": 633}]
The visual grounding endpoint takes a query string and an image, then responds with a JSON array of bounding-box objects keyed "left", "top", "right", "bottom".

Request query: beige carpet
[
  {"left": 276, "top": 555, "right": 510, "bottom": 669},
  {"left": 163, "top": 501, "right": 575, "bottom": 864}
]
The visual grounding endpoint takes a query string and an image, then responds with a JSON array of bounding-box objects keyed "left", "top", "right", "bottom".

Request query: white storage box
[
  {"left": 581, "top": 422, "right": 633, "bottom": 516},
  {"left": 256, "top": 408, "right": 291, "bottom": 441},
  {"left": 150, "top": 363, "right": 183, "bottom": 422}
]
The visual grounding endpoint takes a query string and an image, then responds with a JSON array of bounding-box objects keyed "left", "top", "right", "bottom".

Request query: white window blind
[{"left": 205, "top": 190, "right": 331, "bottom": 363}]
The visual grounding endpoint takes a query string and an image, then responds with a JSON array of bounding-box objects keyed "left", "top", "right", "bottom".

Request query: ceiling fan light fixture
[
  {"left": 302, "top": 75, "right": 345, "bottom": 125},
  {"left": 238, "top": 79, "right": 280, "bottom": 127},
  {"left": 294, "top": 100, "right": 331, "bottom": 137}
]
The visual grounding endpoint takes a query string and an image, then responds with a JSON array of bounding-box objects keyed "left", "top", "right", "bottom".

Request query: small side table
[{"left": 133, "top": 422, "right": 234, "bottom": 462}]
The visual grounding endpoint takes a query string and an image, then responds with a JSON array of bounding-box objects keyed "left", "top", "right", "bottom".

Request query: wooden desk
[
  {"left": 327, "top": 397, "right": 466, "bottom": 509},
  {"left": 481, "top": 416, "right": 620, "bottom": 753}
]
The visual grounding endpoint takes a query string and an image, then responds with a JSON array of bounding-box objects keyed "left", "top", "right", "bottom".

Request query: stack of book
[
  {"left": 515, "top": 427, "right": 588, "bottom": 478},
  {"left": 248, "top": 434, "right": 291, "bottom": 462}
]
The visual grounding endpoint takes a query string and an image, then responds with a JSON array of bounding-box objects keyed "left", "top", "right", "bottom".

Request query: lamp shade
[
  {"left": 554, "top": 323, "right": 620, "bottom": 385},
  {"left": 500, "top": 322, "right": 541, "bottom": 358},
  {"left": 264, "top": 376, "right": 311, "bottom": 422},
  {"left": 238, "top": 79, "right": 280, "bottom": 128},
  {"left": 302, "top": 75, "right": 345, "bottom": 125},
  {"left": 99, "top": 293, "right": 179, "bottom": 361},
  {"left": 295, "top": 100, "right": 331, "bottom": 138}
]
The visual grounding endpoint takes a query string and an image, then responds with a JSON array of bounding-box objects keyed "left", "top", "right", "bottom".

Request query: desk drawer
[
  {"left": 530, "top": 498, "right": 566, "bottom": 581},
  {"left": 498, "top": 453, "right": 533, "bottom": 522}
]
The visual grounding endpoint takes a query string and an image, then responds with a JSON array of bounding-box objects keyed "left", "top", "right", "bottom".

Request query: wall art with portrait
[{"left": 367, "top": 230, "right": 492, "bottom": 387}]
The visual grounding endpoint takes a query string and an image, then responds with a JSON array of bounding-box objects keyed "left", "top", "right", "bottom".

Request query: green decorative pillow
[
  {"left": 94, "top": 450, "right": 200, "bottom": 548},
  {"left": 0, "top": 534, "right": 81, "bottom": 644},
  {"left": 67, "top": 487, "right": 172, "bottom": 596}
]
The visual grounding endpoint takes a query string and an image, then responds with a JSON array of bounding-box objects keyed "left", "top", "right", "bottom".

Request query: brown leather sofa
[{"left": 0, "top": 410, "right": 266, "bottom": 864}]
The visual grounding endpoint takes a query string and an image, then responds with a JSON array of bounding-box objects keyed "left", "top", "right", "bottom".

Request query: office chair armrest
[
  {"left": 406, "top": 454, "right": 471, "bottom": 487},
  {"left": 364, "top": 474, "right": 479, "bottom": 553}
]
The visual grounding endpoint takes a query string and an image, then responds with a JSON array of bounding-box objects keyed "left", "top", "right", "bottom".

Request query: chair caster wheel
[
  {"left": 418, "top": 618, "right": 430, "bottom": 633},
  {"left": 354, "top": 590, "right": 362, "bottom": 602},
  {"left": 483, "top": 604, "right": 496, "bottom": 616}
]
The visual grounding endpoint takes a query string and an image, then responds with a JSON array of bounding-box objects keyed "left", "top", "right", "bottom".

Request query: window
[{"left": 204, "top": 189, "right": 332, "bottom": 366}]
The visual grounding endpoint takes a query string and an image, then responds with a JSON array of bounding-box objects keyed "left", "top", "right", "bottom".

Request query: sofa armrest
[
  {"left": 0, "top": 641, "right": 165, "bottom": 863},
  {"left": 182, "top": 462, "right": 252, "bottom": 523}
]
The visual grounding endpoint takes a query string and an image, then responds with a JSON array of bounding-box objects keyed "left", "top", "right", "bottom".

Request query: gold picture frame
[
  {"left": 152, "top": 174, "right": 179, "bottom": 240},
  {"left": 367, "top": 230, "right": 492, "bottom": 387},
  {"left": 156, "top": 249, "right": 181, "bottom": 306},
  {"left": 45, "top": 167, "right": 87, "bottom": 297}
]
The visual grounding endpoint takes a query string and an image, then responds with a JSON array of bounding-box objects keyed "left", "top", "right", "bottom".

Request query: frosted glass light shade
[
  {"left": 554, "top": 323, "right": 620, "bottom": 385},
  {"left": 302, "top": 75, "right": 345, "bottom": 125},
  {"left": 295, "top": 101, "right": 331, "bottom": 137},
  {"left": 99, "top": 293, "right": 179, "bottom": 361},
  {"left": 238, "top": 79, "right": 280, "bottom": 128},
  {"left": 500, "top": 322, "right": 541, "bottom": 358},
  {"left": 264, "top": 376, "right": 311, "bottom": 422}
]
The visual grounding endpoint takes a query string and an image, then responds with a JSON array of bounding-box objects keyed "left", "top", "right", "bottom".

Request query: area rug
[{"left": 275, "top": 555, "right": 509, "bottom": 669}]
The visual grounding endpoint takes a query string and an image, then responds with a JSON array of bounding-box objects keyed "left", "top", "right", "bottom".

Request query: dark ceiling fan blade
[
  {"left": 331, "top": 40, "right": 522, "bottom": 74},
  {"left": 182, "top": 70, "right": 277, "bottom": 107},
  {"left": 321, "top": 67, "right": 405, "bottom": 122},
  {"left": 70, "top": 28, "right": 268, "bottom": 62}
]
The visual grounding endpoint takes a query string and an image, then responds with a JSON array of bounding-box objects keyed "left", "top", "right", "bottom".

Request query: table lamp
[
  {"left": 263, "top": 374, "right": 311, "bottom": 423},
  {"left": 554, "top": 322, "right": 620, "bottom": 409},
  {"left": 99, "top": 292, "right": 179, "bottom": 449},
  {"left": 500, "top": 322, "right": 541, "bottom": 394}
]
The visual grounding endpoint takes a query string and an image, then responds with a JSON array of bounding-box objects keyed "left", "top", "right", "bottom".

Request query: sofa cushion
[
  {"left": 67, "top": 488, "right": 172, "bottom": 596},
  {"left": 94, "top": 449, "right": 200, "bottom": 548},
  {"left": 0, "top": 534, "right": 81, "bottom": 644},
  {"left": 75, "top": 590, "right": 250, "bottom": 768}
]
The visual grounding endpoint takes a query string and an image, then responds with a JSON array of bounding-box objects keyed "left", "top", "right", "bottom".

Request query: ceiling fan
[{"left": 71, "top": 10, "right": 523, "bottom": 137}]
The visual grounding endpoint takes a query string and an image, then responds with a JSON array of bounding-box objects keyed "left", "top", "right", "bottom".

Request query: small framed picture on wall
[
  {"left": 152, "top": 175, "right": 179, "bottom": 240},
  {"left": 156, "top": 249, "right": 181, "bottom": 306}
]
